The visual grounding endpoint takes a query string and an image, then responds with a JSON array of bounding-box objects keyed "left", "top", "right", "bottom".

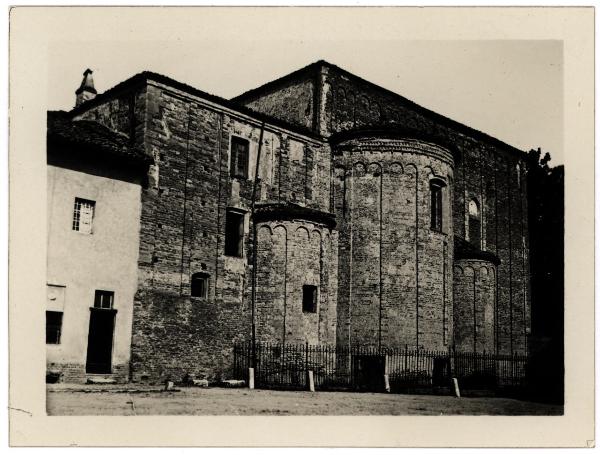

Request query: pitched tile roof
[
  {"left": 454, "top": 236, "right": 501, "bottom": 266},
  {"left": 47, "top": 110, "right": 153, "bottom": 166}
]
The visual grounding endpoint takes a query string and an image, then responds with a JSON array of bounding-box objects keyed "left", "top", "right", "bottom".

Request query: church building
[{"left": 47, "top": 61, "right": 530, "bottom": 383}]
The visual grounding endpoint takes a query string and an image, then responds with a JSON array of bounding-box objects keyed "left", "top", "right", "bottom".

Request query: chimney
[{"left": 75, "top": 69, "right": 97, "bottom": 107}]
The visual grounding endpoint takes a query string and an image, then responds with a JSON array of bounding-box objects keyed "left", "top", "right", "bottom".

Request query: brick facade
[
  {"left": 236, "top": 61, "right": 531, "bottom": 356},
  {"left": 332, "top": 136, "right": 454, "bottom": 351},
  {"left": 52, "top": 60, "right": 532, "bottom": 383}
]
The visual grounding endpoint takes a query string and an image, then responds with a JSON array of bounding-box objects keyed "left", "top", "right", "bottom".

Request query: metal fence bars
[{"left": 233, "top": 341, "right": 528, "bottom": 394}]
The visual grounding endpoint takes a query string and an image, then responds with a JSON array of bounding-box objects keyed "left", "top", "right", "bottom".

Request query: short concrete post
[
  {"left": 248, "top": 368, "right": 255, "bottom": 390},
  {"left": 308, "top": 370, "right": 315, "bottom": 392},
  {"left": 452, "top": 377, "right": 461, "bottom": 398},
  {"left": 384, "top": 374, "right": 390, "bottom": 393}
]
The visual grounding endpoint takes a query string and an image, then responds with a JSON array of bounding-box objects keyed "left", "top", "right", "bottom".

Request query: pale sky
[{"left": 48, "top": 39, "right": 563, "bottom": 164}]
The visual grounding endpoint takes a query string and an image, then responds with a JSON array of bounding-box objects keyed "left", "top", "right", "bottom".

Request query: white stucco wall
[{"left": 46, "top": 163, "right": 142, "bottom": 378}]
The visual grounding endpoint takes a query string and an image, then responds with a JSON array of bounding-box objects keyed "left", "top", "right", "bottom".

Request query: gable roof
[
  {"left": 233, "top": 59, "right": 526, "bottom": 157},
  {"left": 68, "top": 71, "right": 323, "bottom": 141}
]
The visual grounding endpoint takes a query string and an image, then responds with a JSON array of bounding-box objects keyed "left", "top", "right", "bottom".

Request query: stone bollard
[
  {"left": 248, "top": 368, "right": 255, "bottom": 390},
  {"left": 384, "top": 374, "right": 390, "bottom": 393},
  {"left": 308, "top": 370, "right": 315, "bottom": 392},
  {"left": 452, "top": 377, "right": 461, "bottom": 398}
]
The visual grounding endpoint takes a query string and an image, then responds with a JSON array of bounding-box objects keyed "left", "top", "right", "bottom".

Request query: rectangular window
[
  {"left": 94, "top": 290, "right": 114, "bottom": 309},
  {"left": 302, "top": 285, "right": 318, "bottom": 313},
  {"left": 430, "top": 183, "right": 443, "bottom": 232},
  {"left": 46, "top": 311, "right": 63, "bottom": 344},
  {"left": 191, "top": 273, "right": 209, "bottom": 298},
  {"left": 230, "top": 136, "right": 250, "bottom": 179},
  {"left": 73, "top": 198, "right": 95, "bottom": 234},
  {"left": 224, "top": 210, "right": 244, "bottom": 257}
]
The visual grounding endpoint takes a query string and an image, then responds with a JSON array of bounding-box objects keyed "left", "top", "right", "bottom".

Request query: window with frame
[
  {"left": 430, "top": 181, "right": 444, "bottom": 232},
  {"left": 302, "top": 285, "right": 318, "bottom": 313},
  {"left": 46, "top": 311, "right": 63, "bottom": 344},
  {"left": 94, "top": 290, "right": 114, "bottom": 309},
  {"left": 73, "top": 198, "right": 96, "bottom": 234},
  {"left": 191, "top": 272, "right": 209, "bottom": 298},
  {"left": 230, "top": 136, "right": 250, "bottom": 179},
  {"left": 468, "top": 199, "right": 481, "bottom": 248},
  {"left": 224, "top": 209, "right": 244, "bottom": 257}
]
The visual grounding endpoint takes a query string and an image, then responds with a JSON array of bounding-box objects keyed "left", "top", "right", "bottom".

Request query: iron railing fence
[{"left": 233, "top": 341, "right": 528, "bottom": 394}]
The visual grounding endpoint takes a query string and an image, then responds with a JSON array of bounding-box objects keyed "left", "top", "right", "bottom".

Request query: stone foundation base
[{"left": 46, "top": 362, "right": 129, "bottom": 384}]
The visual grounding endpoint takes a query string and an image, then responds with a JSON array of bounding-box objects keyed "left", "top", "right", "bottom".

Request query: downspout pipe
[{"left": 250, "top": 122, "right": 266, "bottom": 369}]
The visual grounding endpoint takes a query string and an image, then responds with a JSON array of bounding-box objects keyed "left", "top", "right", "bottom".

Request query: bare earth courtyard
[{"left": 47, "top": 385, "right": 563, "bottom": 416}]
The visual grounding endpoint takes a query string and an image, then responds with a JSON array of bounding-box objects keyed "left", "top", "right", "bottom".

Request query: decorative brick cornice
[{"left": 254, "top": 203, "right": 336, "bottom": 229}]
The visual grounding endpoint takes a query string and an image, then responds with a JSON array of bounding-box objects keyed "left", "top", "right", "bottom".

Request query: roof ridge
[
  {"left": 67, "top": 70, "right": 324, "bottom": 141},
  {"left": 231, "top": 60, "right": 325, "bottom": 102},
  {"left": 232, "top": 59, "right": 525, "bottom": 156}
]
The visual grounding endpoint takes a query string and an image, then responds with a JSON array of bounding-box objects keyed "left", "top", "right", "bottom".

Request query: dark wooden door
[{"left": 85, "top": 309, "right": 116, "bottom": 374}]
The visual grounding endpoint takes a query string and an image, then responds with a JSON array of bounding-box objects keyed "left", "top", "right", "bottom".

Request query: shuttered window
[{"left": 73, "top": 198, "right": 95, "bottom": 234}]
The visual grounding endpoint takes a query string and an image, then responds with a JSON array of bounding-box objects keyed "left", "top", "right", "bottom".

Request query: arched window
[
  {"left": 430, "top": 179, "right": 446, "bottom": 232},
  {"left": 468, "top": 199, "right": 481, "bottom": 247},
  {"left": 191, "top": 272, "right": 210, "bottom": 298}
]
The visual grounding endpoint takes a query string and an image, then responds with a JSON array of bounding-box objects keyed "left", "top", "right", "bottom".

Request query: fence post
[
  {"left": 452, "top": 377, "right": 461, "bottom": 398},
  {"left": 303, "top": 341, "right": 308, "bottom": 387},
  {"left": 248, "top": 367, "right": 255, "bottom": 390},
  {"left": 308, "top": 370, "right": 315, "bottom": 392}
]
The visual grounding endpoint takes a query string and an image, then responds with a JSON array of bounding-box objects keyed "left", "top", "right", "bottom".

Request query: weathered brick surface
[
  {"left": 453, "top": 259, "right": 496, "bottom": 353},
  {"left": 237, "top": 75, "right": 316, "bottom": 131},
  {"left": 235, "top": 62, "right": 531, "bottom": 354},
  {"left": 256, "top": 220, "right": 337, "bottom": 345},
  {"left": 333, "top": 137, "right": 454, "bottom": 351},
  {"left": 320, "top": 65, "right": 529, "bottom": 355},
  {"left": 91, "top": 81, "right": 335, "bottom": 383},
  {"left": 59, "top": 62, "right": 534, "bottom": 383}
]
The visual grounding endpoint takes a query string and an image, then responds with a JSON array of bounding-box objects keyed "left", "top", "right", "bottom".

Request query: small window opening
[
  {"left": 191, "top": 273, "right": 209, "bottom": 298},
  {"left": 225, "top": 209, "right": 244, "bottom": 257},
  {"left": 302, "top": 285, "right": 318, "bottom": 313},
  {"left": 430, "top": 180, "right": 444, "bottom": 232},
  {"left": 468, "top": 199, "right": 481, "bottom": 248},
  {"left": 73, "top": 198, "right": 95, "bottom": 234},
  {"left": 94, "top": 290, "right": 114, "bottom": 309},
  {"left": 230, "top": 136, "right": 250, "bottom": 179},
  {"left": 46, "top": 311, "right": 63, "bottom": 344}
]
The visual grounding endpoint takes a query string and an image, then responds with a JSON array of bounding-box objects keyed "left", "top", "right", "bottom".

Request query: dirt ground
[{"left": 46, "top": 384, "right": 563, "bottom": 416}]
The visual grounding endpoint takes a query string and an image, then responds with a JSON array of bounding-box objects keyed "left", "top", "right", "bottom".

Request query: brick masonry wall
[
  {"left": 453, "top": 259, "right": 496, "bottom": 353},
  {"left": 47, "top": 362, "right": 129, "bottom": 383},
  {"left": 237, "top": 75, "right": 317, "bottom": 132},
  {"left": 113, "top": 81, "right": 333, "bottom": 382},
  {"left": 333, "top": 137, "right": 454, "bottom": 351},
  {"left": 234, "top": 63, "right": 530, "bottom": 354},
  {"left": 321, "top": 66, "right": 530, "bottom": 354},
  {"left": 256, "top": 220, "right": 338, "bottom": 345}
]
